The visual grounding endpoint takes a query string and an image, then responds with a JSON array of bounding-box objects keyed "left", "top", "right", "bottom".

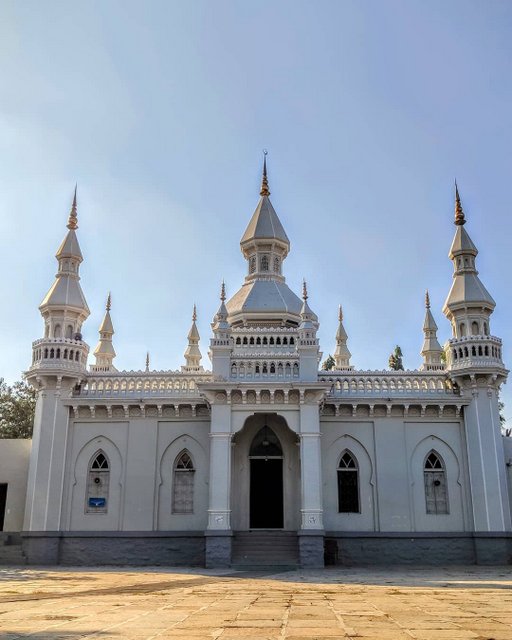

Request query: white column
[
  {"left": 464, "top": 383, "right": 512, "bottom": 531},
  {"left": 299, "top": 403, "right": 324, "bottom": 530},
  {"left": 207, "top": 403, "right": 232, "bottom": 530}
]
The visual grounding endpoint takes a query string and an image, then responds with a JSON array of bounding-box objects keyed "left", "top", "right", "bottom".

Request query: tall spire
[
  {"left": 67, "top": 184, "right": 78, "bottom": 230},
  {"left": 454, "top": 180, "right": 466, "bottom": 226},
  {"left": 334, "top": 304, "right": 352, "bottom": 370},
  {"left": 302, "top": 278, "right": 308, "bottom": 301},
  {"left": 183, "top": 304, "right": 203, "bottom": 371},
  {"left": 421, "top": 290, "right": 444, "bottom": 371},
  {"left": 145, "top": 351, "right": 150, "bottom": 372},
  {"left": 260, "top": 150, "right": 270, "bottom": 196},
  {"left": 92, "top": 292, "right": 116, "bottom": 372}
]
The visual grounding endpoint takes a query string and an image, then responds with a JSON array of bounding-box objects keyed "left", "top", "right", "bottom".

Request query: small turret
[
  {"left": 209, "top": 281, "right": 232, "bottom": 379},
  {"left": 297, "top": 280, "right": 321, "bottom": 381},
  {"left": 28, "top": 187, "right": 90, "bottom": 379},
  {"left": 334, "top": 305, "right": 353, "bottom": 370},
  {"left": 92, "top": 293, "right": 116, "bottom": 372},
  {"left": 420, "top": 291, "right": 444, "bottom": 371},
  {"left": 182, "top": 305, "right": 203, "bottom": 371}
]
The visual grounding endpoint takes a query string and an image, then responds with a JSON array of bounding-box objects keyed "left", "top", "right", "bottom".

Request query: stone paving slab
[{"left": 0, "top": 566, "right": 511, "bottom": 639}]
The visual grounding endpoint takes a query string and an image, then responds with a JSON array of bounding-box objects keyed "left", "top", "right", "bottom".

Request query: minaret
[
  {"left": 182, "top": 305, "right": 203, "bottom": 371},
  {"left": 209, "top": 281, "right": 231, "bottom": 379},
  {"left": 145, "top": 352, "right": 150, "bottom": 372},
  {"left": 28, "top": 186, "right": 90, "bottom": 377},
  {"left": 92, "top": 293, "right": 116, "bottom": 372},
  {"left": 23, "top": 187, "right": 91, "bottom": 534},
  {"left": 420, "top": 291, "right": 443, "bottom": 371},
  {"left": 297, "top": 280, "right": 321, "bottom": 381},
  {"left": 334, "top": 305, "right": 352, "bottom": 370},
  {"left": 442, "top": 183, "right": 511, "bottom": 535}
]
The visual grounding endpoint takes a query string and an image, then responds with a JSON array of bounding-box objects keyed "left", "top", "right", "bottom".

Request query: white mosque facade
[{"left": 11, "top": 162, "right": 512, "bottom": 567}]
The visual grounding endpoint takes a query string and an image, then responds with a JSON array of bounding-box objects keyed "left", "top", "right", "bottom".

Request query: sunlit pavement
[{"left": 0, "top": 565, "right": 511, "bottom": 639}]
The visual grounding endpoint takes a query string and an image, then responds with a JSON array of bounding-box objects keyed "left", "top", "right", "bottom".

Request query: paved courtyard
[{"left": 0, "top": 566, "right": 511, "bottom": 640}]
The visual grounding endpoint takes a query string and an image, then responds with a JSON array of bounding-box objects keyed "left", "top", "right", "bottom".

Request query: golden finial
[
  {"left": 106, "top": 292, "right": 112, "bottom": 312},
  {"left": 67, "top": 184, "right": 78, "bottom": 230},
  {"left": 454, "top": 180, "right": 466, "bottom": 226},
  {"left": 220, "top": 280, "right": 226, "bottom": 302},
  {"left": 260, "top": 150, "right": 270, "bottom": 197},
  {"left": 425, "top": 290, "right": 430, "bottom": 309},
  {"left": 302, "top": 279, "right": 308, "bottom": 301},
  {"left": 192, "top": 304, "right": 197, "bottom": 322},
  {"left": 338, "top": 304, "right": 343, "bottom": 322},
  {"left": 145, "top": 351, "right": 150, "bottom": 372}
]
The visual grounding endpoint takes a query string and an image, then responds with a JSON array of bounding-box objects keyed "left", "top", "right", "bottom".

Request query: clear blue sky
[{"left": 1, "top": 1, "right": 512, "bottom": 417}]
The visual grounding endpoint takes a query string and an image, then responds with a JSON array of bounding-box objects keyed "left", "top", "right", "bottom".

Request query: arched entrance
[{"left": 249, "top": 425, "right": 283, "bottom": 528}]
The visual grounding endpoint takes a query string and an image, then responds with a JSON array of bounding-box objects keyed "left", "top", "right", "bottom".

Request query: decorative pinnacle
[
  {"left": 454, "top": 180, "right": 466, "bottom": 226},
  {"left": 106, "top": 292, "right": 112, "bottom": 311},
  {"left": 220, "top": 280, "right": 226, "bottom": 302},
  {"left": 338, "top": 304, "right": 343, "bottom": 322},
  {"left": 145, "top": 351, "right": 150, "bottom": 372},
  {"left": 425, "top": 290, "right": 430, "bottom": 309},
  {"left": 192, "top": 304, "right": 197, "bottom": 322},
  {"left": 260, "top": 150, "right": 270, "bottom": 197},
  {"left": 67, "top": 184, "right": 78, "bottom": 230},
  {"left": 302, "top": 279, "right": 308, "bottom": 301}
]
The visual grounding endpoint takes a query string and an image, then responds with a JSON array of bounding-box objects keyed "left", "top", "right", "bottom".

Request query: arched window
[
  {"left": 172, "top": 451, "right": 195, "bottom": 514},
  {"left": 236, "top": 337, "right": 241, "bottom": 345},
  {"left": 471, "top": 321, "right": 479, "bottom": 336},
  {"left": 337, "top": 451, "right": 360, "bottom": 513},
  {"left": 249, "top": 256, "right": 257, "bottom": 274},
  {"left": 54, "top": 324, "right": 62, "bottom": 338},
  {"left": 483, "top": 322, "right": 489, "bottom": 336},
  {"left": 459, "top": 322, "right": 466, "bottom": 337},
  {"left": 86, "top": 452, "right": 110, "bottom": 513},
  {"left": 260, "top": 255, "right": 269, "bottom": 272},
  {"left": 66, "top": 325, "right": 73, "bottom": 339},
  {"left": 424, "top": 451, "right": 449, "bottom": 514},
  {"left": 273, "top": 256, "right": 280, "bottom": 273}
]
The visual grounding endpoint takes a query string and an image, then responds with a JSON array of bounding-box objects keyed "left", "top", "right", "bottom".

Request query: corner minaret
[
  {"left": 297, "top": 280, "right": 321, "bottom": 381},
  {"left": 28, "top": 187, "right": 90, "bottom": 378},
  {"left": 334, "top": 305, "right": 352, "bottom": 370},
  {"left": 92, "top": 293, "right": 116, "bottom": 372},
  {"left": 182, "top": 305, "right": 203, "bottom": 372},
  {"left": 442, "top": 183, "right": 511, "bottom": 534},
  {"left": 420, "top": 291, "right": 443, "bottom": 371}
]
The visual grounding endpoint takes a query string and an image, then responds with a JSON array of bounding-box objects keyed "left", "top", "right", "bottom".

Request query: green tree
[
  {"left": 388, "top": 345, "right": 404, "bottom": 371},
  {"left": 498, "top": 401, "right": 506, "bottom": 426},
  {"left": 322, "top": 354, "right": 335, "bottom": 371},
  {"left": 0, "top": 378, "right": 36, "bottom": 439}
]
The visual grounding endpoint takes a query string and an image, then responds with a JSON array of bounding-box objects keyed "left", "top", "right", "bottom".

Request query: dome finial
[
  {"left": 145, "top": 351, "right": 150, "bottom": 372},
  {"left": 338, "top": 304, "right": 343, "bottom": 321},
  {"left": 67, "top": 184, "right": 78, "bottom": 230},
  {"left": 425, "top": 289, "right": 430, "bottom": 309},
  {"left": 260, "top": 149, "right": 270, "bottom": 197},
  {"left": 454, "top": 180, "right": 466, "bottom": 226},
  {"left": 220, "top": 280, "right": 226, "bottom": 302},
  {"left": 192, "top": 303, "right": 197, "bottom": 322},
  {"left": 302, "top": 278, "right": 308, "bottom": 301},
  {"left": 106, "top": 291, "right": 112, "bottom": 311}
]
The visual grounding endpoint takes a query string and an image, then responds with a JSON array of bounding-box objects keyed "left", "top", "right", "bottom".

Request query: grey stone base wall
[
  {"left": 298, "top": 533, "right": 325, "bottom": 568},
  {"left": 326, "top": 532, "right": 512, "bottom": 566},
  {"left": 205, "top": 533, "right": 232, "bottom": 568},
  {"left": 22, "top": 532, "right": 205, "bottom": 566}
]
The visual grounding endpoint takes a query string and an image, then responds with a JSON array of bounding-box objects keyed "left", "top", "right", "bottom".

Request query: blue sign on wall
[{"left": 88, "top": 497, "right": 106, "bottom": 508}]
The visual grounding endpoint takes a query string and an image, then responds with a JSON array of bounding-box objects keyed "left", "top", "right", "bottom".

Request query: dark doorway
[
  {"left": 250, "top": 459, "right": 283, "bottom": 528},
  {"left": 0, "top": 484, "right": 7, "bottom": 531},
  {"left": 249, "top": 425, "right": 284, "bottom": 528}
]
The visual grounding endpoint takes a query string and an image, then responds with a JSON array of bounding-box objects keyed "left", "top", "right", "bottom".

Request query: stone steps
[{"left": 232, "top": 531, "right": 299, "bottom": 569}]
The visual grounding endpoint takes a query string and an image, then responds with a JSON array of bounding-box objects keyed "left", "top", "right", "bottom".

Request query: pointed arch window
[
  {"left": 337, "top": 451, "right": 360, "bottom": 513},
  {"left": 86, "top": 451, "right": 110, "bottom": 513},
  {"left": 172, "top": 451, "right": 195, "bottom": 514},
  {"left": 260, "top": 255, "right": 269, "bottom": 272},
  {"left": 424, "top": 451, "right": 449, "bottom": 514}
]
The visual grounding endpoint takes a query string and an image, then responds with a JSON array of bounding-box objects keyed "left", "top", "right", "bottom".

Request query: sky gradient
[{"left": 1, "top": 1, "right": 512, "bottom": 418}]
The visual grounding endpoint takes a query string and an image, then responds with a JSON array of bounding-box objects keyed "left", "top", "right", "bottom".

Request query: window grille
[
  {"left": 172, "top": 451, "right": 195, "bottom": 514},
  {"left": 86, "top": 451, "right": 110, "bottom": 514},
  {"left": 337, "top": 451, "right": 360, "bottom": 513},
  {"left": 424, "top": 451, "right": 449, "bottom": 514}
]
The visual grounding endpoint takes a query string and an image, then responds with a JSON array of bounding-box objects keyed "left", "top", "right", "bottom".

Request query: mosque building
[{"left": 6, "top": 159, "right": 512, "bottom": 567}]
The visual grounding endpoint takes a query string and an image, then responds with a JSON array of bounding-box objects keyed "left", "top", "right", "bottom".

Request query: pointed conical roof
[{"left": 98, "top": 293, "right": 114, "bottom": 333}]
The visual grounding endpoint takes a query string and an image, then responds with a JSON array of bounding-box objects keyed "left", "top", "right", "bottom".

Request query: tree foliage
[
  {"left": 0, "top": 378, "right": 36, "bottom": 439},
  {"left": 498, "top": 401, "right": 506, "bottom": 426},
  {"left": 321, "top": 354, "right": 336, "bottom": 371},
  {"left": 388, "top": 345, "right": 404, "bottom": 371}
]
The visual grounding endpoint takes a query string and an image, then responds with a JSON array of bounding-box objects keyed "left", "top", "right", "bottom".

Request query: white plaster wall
[
  {"left": 504, "top": 436, "right": 512, "bottom": 516},
  {"left": 320, "top": 417, "right": 470, "bottom": 533},
  {"left": 61, "top": 416, "right": 210, "bottom": 532},
  {"left": 0, "top": 439, "right": 31, "bottom": 531}
]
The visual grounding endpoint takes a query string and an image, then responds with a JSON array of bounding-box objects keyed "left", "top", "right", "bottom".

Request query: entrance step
[
  {"left": 232, "top": 531, "right": 299, "bottom": 569},
  {"left": 0, "top": 533, "right": 26, "bottom": 565}
]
